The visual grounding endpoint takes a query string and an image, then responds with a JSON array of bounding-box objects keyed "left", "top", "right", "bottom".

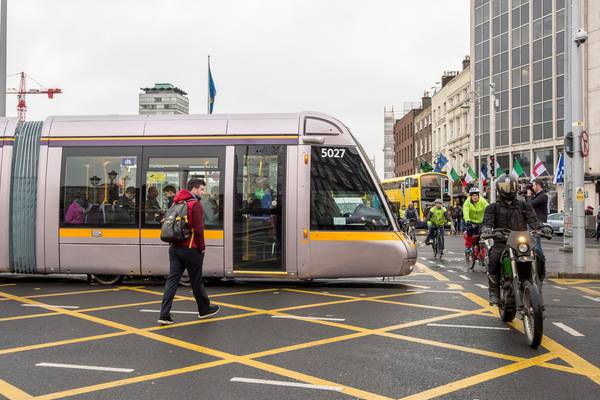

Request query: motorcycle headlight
[{"left": 518, "top": 243, "right": 529, "bottom": 253}]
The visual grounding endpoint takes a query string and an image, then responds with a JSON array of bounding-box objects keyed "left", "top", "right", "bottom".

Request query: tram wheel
[{"left": 92, "top": 274, "right": 123, "bottom": 285}]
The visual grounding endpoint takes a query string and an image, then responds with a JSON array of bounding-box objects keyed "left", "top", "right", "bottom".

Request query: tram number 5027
[{"left": 320, "top": 148, "right": 346, "bottom": 158}]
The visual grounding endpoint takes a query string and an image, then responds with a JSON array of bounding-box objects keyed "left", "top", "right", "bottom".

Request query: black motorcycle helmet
[{"left": 496, "top": 174, "right": 518, "bottom": 202}]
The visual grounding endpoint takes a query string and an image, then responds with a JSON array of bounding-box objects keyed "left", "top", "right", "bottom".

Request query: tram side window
[
  {"left": 61, "top": 152, "right": 138, "bottom": 226},
  {"left": 144, "top": 157, "right": 223, "bottom": 228},
  {"left": 310, "top": 146, "right": 391, "bottom": 231}
]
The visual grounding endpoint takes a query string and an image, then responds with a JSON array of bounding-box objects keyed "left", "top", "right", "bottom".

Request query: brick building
[{"left": 394, "top": 108, "right": 420, "bottom": 176}]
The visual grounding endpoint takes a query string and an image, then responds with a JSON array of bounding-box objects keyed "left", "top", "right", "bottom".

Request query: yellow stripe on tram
[
  {"left": 60, "top": 228, "right": 224, "bottom": 240},
  {"left": 309, "top": 231, "right": 401, "bottom": 241}
]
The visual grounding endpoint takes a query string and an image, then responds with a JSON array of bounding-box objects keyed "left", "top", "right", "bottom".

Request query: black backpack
[{"left": 160, "top": 201, "right": 192, "bottom": 243}]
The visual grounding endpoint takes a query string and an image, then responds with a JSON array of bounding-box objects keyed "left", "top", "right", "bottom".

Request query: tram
[{"left": 0, "top": 112, "right": 416, "bottom": 283}]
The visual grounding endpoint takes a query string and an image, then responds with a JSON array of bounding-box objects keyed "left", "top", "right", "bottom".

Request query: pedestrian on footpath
[
  {"left": 528, "top": 178, "right": 548, "bottom": 258},
  {"left": 158, "top": 179, "right": 219, "bottom": 325}
]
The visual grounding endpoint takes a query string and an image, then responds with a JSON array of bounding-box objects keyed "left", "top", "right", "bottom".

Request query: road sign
[
  {"left": 581, "top": 130, "right": 589, "bottom": 157},
  {"left": 575, "top": 187, "right": 585, "bottom": 201}
]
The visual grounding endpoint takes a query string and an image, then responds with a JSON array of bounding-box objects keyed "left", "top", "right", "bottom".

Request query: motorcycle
[{"left": 481, "top": 227, "right": 552, "bottom": 348}]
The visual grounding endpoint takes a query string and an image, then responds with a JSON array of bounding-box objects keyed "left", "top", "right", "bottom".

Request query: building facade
[
  {"left": 394, "top": 108, "right": 420, "bottom": 177},
  {"left": 471, "top": 0, "right": 599, "bottom": 209},
  {"left": 383, "top": 107, "right": 396, "bottom": 179},
  {"left": 139, "top": 83, "right": 189, "bottom": 115},
  {"left": 414, "top": 96, "right": 432, "bottom": 168},
  {"left": 432, "top": 61, "right": 472, "bottom": 175}
]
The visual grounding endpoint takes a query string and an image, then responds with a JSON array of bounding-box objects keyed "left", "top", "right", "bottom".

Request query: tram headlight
[{"left": 518, "top": 243, "right": 529, "bottom": 253}]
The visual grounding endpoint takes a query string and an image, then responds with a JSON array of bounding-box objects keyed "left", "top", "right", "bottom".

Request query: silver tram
[{"left": 0, "top": 112, "right": 416, "bottom": 283}]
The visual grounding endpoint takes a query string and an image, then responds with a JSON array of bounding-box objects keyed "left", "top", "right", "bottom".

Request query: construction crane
[{"left": 6, "top": 72, "right": 62, "bottom": 122}]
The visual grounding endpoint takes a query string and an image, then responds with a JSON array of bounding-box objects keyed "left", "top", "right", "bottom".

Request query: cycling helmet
[
  {"left": 468, "top": 187, "right": 480, "bottom": 195},
  {"left": 496, "top": 174, "right": 518, "bottom": 202},
  {"left": 434, "top": 198, "right": 443, "bottom": 204}
]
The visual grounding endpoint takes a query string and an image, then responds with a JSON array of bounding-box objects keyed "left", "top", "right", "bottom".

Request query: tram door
[{"left": 233, "top": 145, "right": 285, "bottom": 271}]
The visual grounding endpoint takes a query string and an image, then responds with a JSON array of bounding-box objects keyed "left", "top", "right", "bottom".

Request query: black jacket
[
  {"left": 528, "top": 190, "right": 548, "bottom": 223},
  {"left": 405, "top": 208, "right": 419, "bottom": 222},
  {"left": 482, "top": 198, "right": 543, "bottom": 241}
]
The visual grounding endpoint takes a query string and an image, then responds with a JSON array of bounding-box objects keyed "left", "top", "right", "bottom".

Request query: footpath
[{"left": 546, "top": 242, "right": 600, "bottom": 278}]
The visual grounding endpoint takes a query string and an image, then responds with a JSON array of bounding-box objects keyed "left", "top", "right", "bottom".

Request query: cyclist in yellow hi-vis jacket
[{"left": 424, "top": 199, "right": 449, "bottom": 245}]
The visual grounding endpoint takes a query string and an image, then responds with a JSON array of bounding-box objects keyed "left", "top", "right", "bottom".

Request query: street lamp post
[{"left": 489, "top": 81, "right": 497, "bottom": 203}]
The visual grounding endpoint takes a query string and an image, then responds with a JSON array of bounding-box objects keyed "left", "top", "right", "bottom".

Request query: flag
[
  {"left": 511, "top": 158, "right": 526, "bottom": 179},
  {"left": 420, "top": 161, "right": 433, "bottom": 172},
  {"left": 465, "top": 165, "right": 477, "bottom": 184},
  {"left": 480, "top": 164, "right": 489, "bottom": 185},
  {"left": 449, "top": 167, "right": 461, "bottom": 182},
  {"left": 434, "top": 153, "right": 448, "bottom": 172},
  {"left": 553, "top": 153, "right": 565, "bottom": 184},
  {"left": 208, "top": 56, "right": 217, "bottom": 114},
  {"left": 532, "top": 155, "right": 548, "bottom": 177},
  {"left": 495, "top": 158, "right": 503, "bottom": 177}
]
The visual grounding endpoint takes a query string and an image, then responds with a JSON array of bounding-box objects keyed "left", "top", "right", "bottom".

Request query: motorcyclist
[
  {"left": 481, "top": 174, "right": 551, "bottom": 305},
  {"left": 424, "top": 199, "right": 449, "bottom": 245},
  {"left": 463, "top": 187, "right": 489, "bottom": 255}
]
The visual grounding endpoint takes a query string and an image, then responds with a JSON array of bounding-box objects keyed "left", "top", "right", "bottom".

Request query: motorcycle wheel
[
  {"left": 522, "top": 280, "right": 544, "bottom": 349},
  {"left": 498, "top": 285, "right": 516, "bottom": 322}
]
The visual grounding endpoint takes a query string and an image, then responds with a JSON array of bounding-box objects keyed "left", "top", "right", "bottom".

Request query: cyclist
[
  {"left": 398, "top": 205, "right": 407, "bottom": 231},
  {"left": 424, "top": 199, "right": 449, "bottom": 246},
  {"left": 462, "top": 187, "right": 489, "bottom": 256},
  {"left": 481, "top": 174, "right": 551, "bottom": 305}
]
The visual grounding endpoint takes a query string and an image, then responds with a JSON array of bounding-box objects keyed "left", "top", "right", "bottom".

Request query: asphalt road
[{"left": 0, "top": 238, "right": 599, "bottom": 399}]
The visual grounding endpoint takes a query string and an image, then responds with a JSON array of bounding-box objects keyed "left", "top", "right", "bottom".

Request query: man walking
[
  {"left": 158, "top": 179, "right": 219, "bottom": 325},
  {"left": 528, "top": 178, "right": 548, "bottom": 258}
]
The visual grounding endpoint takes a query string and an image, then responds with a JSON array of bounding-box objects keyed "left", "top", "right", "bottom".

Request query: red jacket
[{"left": 172, "top": 190, "right": 205, "bottom": 251}]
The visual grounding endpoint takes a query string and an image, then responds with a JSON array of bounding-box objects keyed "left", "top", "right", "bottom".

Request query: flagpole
[{"left": 207, "top": 55, "right": 210, "bottom": 114}]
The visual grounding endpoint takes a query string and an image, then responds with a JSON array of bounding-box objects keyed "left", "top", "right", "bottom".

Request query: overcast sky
[{"left": 6, "top": 0, "right": 469, "bottom": 177}]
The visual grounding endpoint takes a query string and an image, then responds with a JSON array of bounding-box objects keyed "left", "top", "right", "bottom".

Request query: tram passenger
[
  {"left": 254, "top": 176, "right": 273, "bottom": 208},
  {"left": 116, "top": 186, "right": 136, "bottom": 223},
  {"left": 145, "top": 186, "right": 162, "bottom": 223},
  {"left": 65, "top": 193, "right": 90, "bottom": 224},
  {"left": 202, "top": 186, "right": 220, "bottom": 226},
  {"left": 162, "top": 185, "right": 177, "bottom": 208},
  {"left": 158, "top": 179, "right": 219, "bottom": 325}
]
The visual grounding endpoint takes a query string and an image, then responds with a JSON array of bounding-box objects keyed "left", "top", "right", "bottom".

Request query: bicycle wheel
[
  {"left": 470, "top": 244, "right": 477, "bottom": 270},
  {"left": 432, "top": 233, "right": 438, "bottom": 257},
  {"left": 478, "top": 244, "right": 488, "bottom": 272}
]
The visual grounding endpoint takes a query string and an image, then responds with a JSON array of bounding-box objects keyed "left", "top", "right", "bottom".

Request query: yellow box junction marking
[
  {"left": 415, "top": 262, "right": 450, "bottom": 281},
  {"left": 0, "top": 283, "right": 598, "bottom": 399}
]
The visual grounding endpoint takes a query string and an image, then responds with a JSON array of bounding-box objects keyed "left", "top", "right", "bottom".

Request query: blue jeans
[{"left": 534, "top": 235, "right": 544, "bottom": 260}]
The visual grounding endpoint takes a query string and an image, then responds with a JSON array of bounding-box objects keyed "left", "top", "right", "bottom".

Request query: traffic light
[
  {"left": 489, "top": 155, "right": 495, "bottom": 177},
  {"left": 443, "top": 179, "right": 449, "bottom": 193},
  {"left": 565, "top": 131, "right": 574, "bottom": 157}
]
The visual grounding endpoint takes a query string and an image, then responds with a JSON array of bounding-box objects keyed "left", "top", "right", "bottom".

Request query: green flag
[
  {"left": 511, "top": 158, "right": 525, "bottom": 178},
  {"left": 465, "top": 165, "right": 477, "bottom": 184},
  {"left": 449, "top": 167, "right": 461, "bottom": 182},
  {"left": 420, "top": 161, "right": 433, "bottom": 172},
  {"left": 495, "top": 158, "right": 503, "bottom": 176}
]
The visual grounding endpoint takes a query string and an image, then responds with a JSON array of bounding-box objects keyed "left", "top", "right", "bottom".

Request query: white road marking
[
  {"left": 139, "top": 309, "right": 198, "bottom": 315},
  {"left": 459, "top": 275, "right": 471, "bottom": 281},
  {"left": 553, "top": 299, "right": 560, "bottom": 302},
  {"left": 21, "top": 304, "right": 80, "bottom": 309},
  {"left": 404, "top": 284, "right": 430, "bottom": 289},
  {"left": 447, "top": 251, "right": 455, "bottom": 254},
  {"left": 36, "top": 362, "right": 134, "bottom": 373},
  {"left": 551, "top": 285, "right": 568, "bottom": 291},
  {"left": 231, "top": 377, "right": 343, "bottom": 392},
  {"left": 552, "top": 322, "right": 585, "bottom": 337},
  {"left": 437, "top": 264, "right": 446, "bottom": 269},
  {"left": 428, "top": 261, "right": 436, "bottom": 264},
  {"left": 271, "top": 315, "right": 346, "bottom": 322},
  {"left": 582, "top": 296, "right": 600, "bottom": 302},
  {"left": 427, "top": 323, "right": 510, "bottom": 331},
  {"left": 475, "top": 284, "right": 488, "bottom": 289},
  {"left": 447, "top": 270, "right": 457, "bottom": 273}
]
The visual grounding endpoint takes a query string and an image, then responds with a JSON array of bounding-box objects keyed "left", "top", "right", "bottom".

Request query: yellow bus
[{"left": 382, "top": 172, "right": 450, "bottom": 219}]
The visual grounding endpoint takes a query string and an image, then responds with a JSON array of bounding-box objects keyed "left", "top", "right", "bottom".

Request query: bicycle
[
  {"left": 431, "top": 225, "right": 444, "bottom": 259},
  {"left": 468, "top": 234, "right": 488, "bottom": 272},
  {"left": 407, "top": 222, "right": 417, "bottom": 243}
]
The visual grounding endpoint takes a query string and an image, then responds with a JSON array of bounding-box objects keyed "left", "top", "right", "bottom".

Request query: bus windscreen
[{"left": 420, "top": 174, "right": 442, "bottom": 201}]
